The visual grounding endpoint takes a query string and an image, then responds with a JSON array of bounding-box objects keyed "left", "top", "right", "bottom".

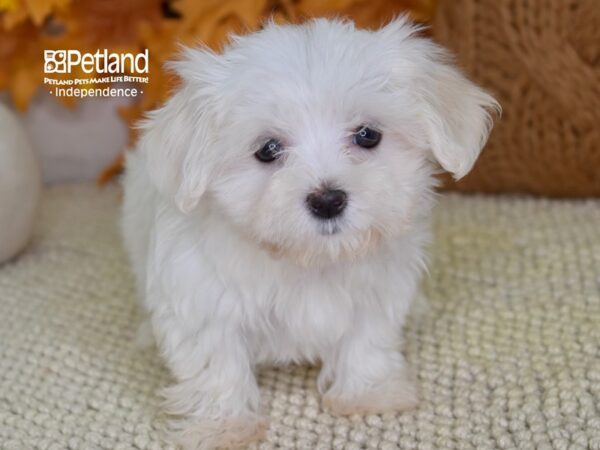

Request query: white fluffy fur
[{"left": 122, "top": 17, "right": 498, "bottom": 449}]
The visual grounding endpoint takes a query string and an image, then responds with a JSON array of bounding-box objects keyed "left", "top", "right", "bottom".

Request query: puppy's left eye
[
  {"left": 352, "top": 126, "right": 382, "bottom": 149},
  {"left": 254, "top": 138, "right": 283, "bottom": 163}
]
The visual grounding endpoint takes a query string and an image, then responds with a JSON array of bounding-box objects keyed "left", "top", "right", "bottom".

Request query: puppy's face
[
  {"left": 141, "top": 19, "right": 498, "bottom": 266},
  {"left": 210, "top": 40, "right": 433, "bottom": 265}
]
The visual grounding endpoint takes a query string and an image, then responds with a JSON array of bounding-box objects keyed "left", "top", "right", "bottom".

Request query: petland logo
[
  {"left": 44, "top": 49, "right": 149, "bottom": 74},
  {"left": 43, "top": 49, "right": 150, "bottom": 98}
]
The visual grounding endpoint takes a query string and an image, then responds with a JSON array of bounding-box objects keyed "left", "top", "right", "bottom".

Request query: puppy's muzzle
[{"left": 306, "top": 187, "right": 347, "bottom": 219}]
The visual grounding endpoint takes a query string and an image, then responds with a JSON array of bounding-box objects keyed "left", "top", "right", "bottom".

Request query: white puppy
[{"left": 122, "top": 17, "right": 497, "bottom": 449}]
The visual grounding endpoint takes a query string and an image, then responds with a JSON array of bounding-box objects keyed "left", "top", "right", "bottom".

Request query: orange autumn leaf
[
  {"left": 1, "top": 0, "right": 70, "bottom": 29},
  {"left": 294, "top": 0, "right": 435, "bottom": 28},
  {"left": 0, "top": 20, "right": 46, "bottom": 107},
  {"left": 0, "top": 0, "right": 18, "bottom": 11},
  {"left": 294, "top": 0, "right": 358, "bottom": 18},
  {"left": 22, "top": 0, "right": 70, "bottom": 25},
  {"left": 54, "top": 0, "right": 163, "bottom": 48},
  {"left": 158, "top": 0, "right": 270, "bottom": 50},
  {"left": 10, "top": 64, "right": 39, "bottom": 110},
  {"left": 97, "top": 152, "right": 125, "bottom": 185},
  {"left": 1, "top": 0, "right": 29, "bottom": 29}
]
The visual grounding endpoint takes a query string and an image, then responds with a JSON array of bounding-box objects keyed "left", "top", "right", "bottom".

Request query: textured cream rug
[{"left": 1, "top": 185, "right": 599, "bottom": 450}]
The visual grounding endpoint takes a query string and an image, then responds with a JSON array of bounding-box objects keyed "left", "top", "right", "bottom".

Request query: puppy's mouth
[
  {"left": 317, "top": 219, "right": 341, "bottom": 236},
  {"left": 259, "top": 225, "right": 382, "bottom": 268}
]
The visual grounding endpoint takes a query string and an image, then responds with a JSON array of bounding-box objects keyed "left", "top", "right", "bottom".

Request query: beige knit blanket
[{"left": 1, "top": 185, "right": 599, "bottom": 450}]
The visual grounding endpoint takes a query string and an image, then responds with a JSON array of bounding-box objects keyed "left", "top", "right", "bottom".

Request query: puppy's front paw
[
  {"left": 172, "top": 416, "right": 268, "bottom": 450},
  {"left": 322, "top": 374, "right": 418, "bottom": 416}
]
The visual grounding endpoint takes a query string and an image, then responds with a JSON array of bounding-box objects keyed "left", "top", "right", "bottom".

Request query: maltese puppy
[{"left": 122, "top": 17, "right": 497, "bottom": 449}]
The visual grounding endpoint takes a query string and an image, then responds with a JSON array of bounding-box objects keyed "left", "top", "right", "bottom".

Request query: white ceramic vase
[{"left": 0, "top": 103, "right": 42, "bottom": 263}]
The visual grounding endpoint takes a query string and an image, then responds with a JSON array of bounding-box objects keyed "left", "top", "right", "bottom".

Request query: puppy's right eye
[
  {"left": 353, "top": 126, "right": 382, "bottom": 149},
  {"left": 254, "top": 139, "right": 283, "bottom": 163}
]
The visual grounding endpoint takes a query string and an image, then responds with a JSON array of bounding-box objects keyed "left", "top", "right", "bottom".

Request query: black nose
[{"left": 306, "top": 188, "right": 348, "bottom": 219}]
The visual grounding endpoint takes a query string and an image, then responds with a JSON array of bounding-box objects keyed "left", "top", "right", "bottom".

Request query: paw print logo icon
[{"left": 44, "top": 50, "right": 67, "bottom": 73}]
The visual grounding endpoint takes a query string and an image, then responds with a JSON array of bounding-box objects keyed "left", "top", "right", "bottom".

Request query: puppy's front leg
[
  {"left": 155, "top": 317, "right": 266, "bottom": 450},
  {"left": 320, "top": 318, "right": 418, "bottom": 416}
]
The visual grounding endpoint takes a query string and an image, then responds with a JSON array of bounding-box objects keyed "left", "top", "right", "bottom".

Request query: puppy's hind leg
[{"left": 156, "top": 317, "right": 266, "bottom": 450}]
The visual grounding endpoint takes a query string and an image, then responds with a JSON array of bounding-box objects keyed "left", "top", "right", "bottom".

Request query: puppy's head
[{"left": 140, "top": 18, "right": 498, "bottom": 266}]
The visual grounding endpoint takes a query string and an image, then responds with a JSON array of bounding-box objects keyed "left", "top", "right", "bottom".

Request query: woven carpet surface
[{"left": 1, "top": 184, "right": 599, "bottom": 450}]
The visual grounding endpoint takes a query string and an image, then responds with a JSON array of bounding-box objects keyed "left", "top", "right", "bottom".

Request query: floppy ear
[
  {"left": 138, "top": 47, "right": 227, "bottom": 213},
  {"left": 379, "top": 17, "right": 499, "bottom": 179},
  {"left": 419, "top": 49, "right": 500, "bottom": 179}
]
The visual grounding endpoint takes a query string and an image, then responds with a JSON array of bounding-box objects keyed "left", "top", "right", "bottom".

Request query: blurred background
[{"left": 0, "top": 0, "right": 598, "bottom": 194}]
